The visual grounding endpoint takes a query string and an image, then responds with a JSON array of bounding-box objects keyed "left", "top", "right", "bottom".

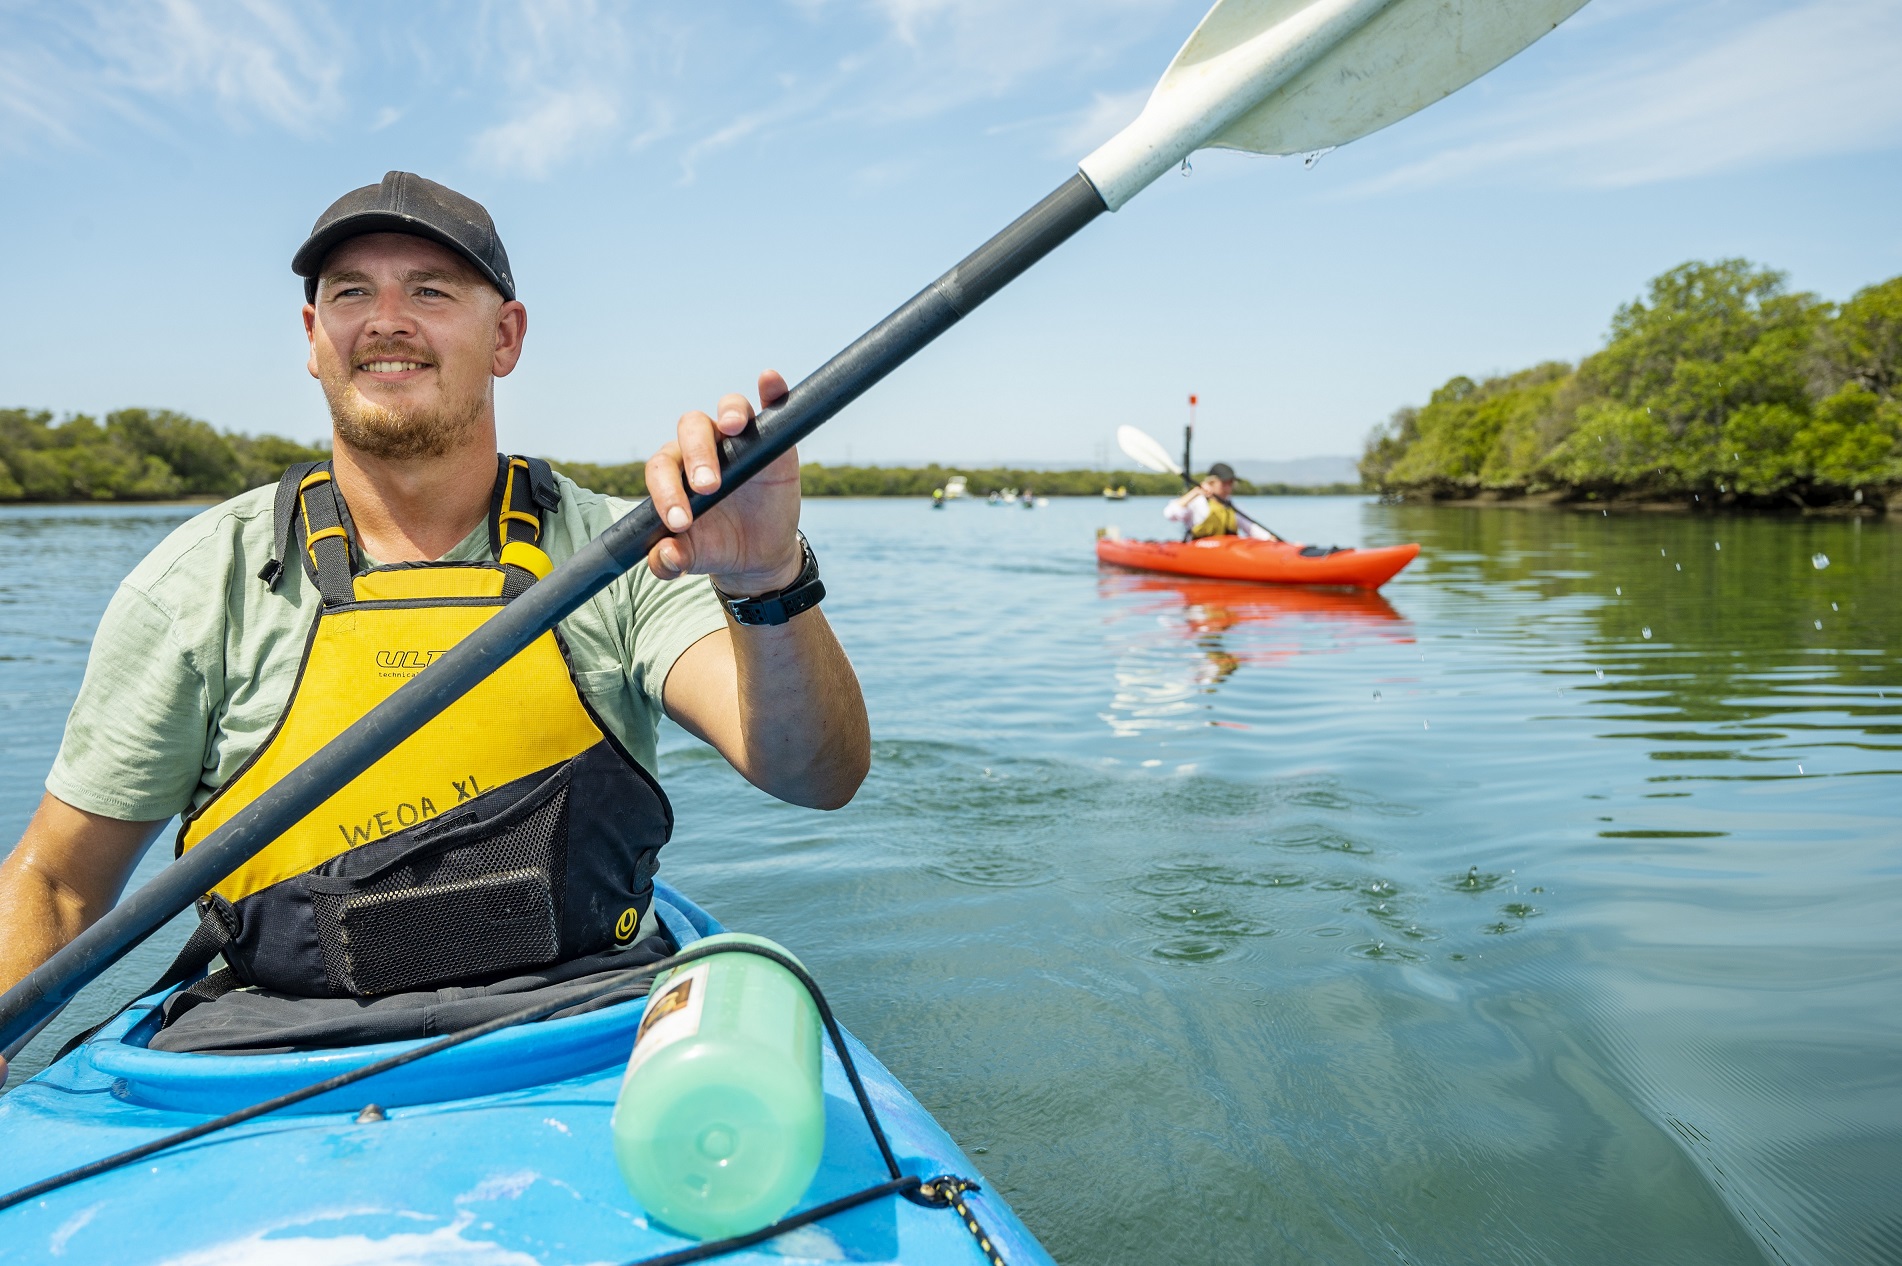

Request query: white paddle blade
[
  {"left": 1116, "top": 425, "right": 1184, "bottom": 476},
  {"left": 1080, "top": 0, "right": 1589, "bottom": 209}
]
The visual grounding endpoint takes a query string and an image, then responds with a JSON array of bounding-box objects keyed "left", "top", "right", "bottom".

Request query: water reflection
[{"left": 1096, "top": 573, "right": 1412, "bottom": 727}]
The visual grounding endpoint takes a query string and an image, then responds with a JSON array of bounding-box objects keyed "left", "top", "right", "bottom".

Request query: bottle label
[{"left": 623, "top": 962, "right": 709, "bottom": 1081}]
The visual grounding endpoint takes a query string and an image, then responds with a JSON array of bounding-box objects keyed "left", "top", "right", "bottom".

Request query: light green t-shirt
[{"left": 47, "top": 475, "right": 727, "bottom": 823}]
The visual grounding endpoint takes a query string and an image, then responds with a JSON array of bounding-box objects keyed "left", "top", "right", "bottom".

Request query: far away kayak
[{"left": 1096, "top": 534, "right": 1420, "bottom": 589}]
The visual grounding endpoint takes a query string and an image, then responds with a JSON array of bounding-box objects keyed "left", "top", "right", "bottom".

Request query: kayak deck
[
  {"left": 1096, "top": 535, "right": 1419, "bottom": 589},
  {"left": 0, "top": 884, "right": 1052, "bottom": 1265}
]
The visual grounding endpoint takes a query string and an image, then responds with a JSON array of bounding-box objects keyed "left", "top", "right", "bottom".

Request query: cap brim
[{"left": 292, "top": 211, "right": 514, "bottom": 301}]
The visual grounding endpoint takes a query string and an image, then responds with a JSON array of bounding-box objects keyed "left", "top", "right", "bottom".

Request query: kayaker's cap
[
  {"left": 1206, "top": 462, "right": 1236, "bottom": 482},
  {"left": 293, "top": 171, "right": 516, "bottom": 304}
]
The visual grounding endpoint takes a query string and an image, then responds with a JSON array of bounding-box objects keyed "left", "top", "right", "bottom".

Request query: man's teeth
[{"left": 362, "top": 361, "right": 427, "bottom": 373}]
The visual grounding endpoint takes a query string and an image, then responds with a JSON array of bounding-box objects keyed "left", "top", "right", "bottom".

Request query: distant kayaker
[
  {"left": 0, "top": 172, "right": 870, "bottom": 1076},
  {"left": 1165, "top": 463, "right": 1272, "bottom": 539}
]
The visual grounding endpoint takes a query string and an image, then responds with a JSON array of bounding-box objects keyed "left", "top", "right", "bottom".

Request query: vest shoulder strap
[
  {"left": 489, "top": 455, "right": 560, "bottom": 556},
  {"left": 260, "top": 461, "right": 356, "bottom": 605},
  {"left": 261, "top": 456, "right": 560, "bottom": 605},
  {"left": 257, "top": 460, "right": 322, "bottom": 591}
]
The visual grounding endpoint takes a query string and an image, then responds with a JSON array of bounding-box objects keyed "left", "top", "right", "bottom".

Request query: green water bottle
[{"left": 610, "top": 932, "right": 825, "bottom": 1240}]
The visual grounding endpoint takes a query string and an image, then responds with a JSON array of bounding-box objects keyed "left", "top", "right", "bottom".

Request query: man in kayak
[
  {"left": 1163, "top": 463, "right": 1273, "bottom": 539},
  {"left": 0, "top": 172, "right": 870, "bottom": 1074}
]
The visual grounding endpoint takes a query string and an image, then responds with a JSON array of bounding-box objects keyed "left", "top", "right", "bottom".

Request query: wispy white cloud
[
  {"left": 1052, "top": 87, "right": 1149, "bottom": 157},
  {"left": 662, "top": 0, "right": 1185, "bottom": 182},
  {"left": 0, "top": 0, "right": 344, "bottom": 148},
  {"left": 462, "top": 0, "right": 635, "bottom": 177},
  {"left": 1348, "top": 0, "right": 1902, "bottom": 193},
  {"left": 472, "top": 86, "right": 619, "bottom": 178}
]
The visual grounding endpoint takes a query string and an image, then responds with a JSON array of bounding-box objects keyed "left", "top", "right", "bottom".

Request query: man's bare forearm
[
  {"left": 0, "top": 794, "right": 163, "bottom": 995},
  {"left": 730, "top": 609, "right": 869, "bottom": 808},
  {"left": 666, "top": 613, "right": 870, "bottom": 810}
]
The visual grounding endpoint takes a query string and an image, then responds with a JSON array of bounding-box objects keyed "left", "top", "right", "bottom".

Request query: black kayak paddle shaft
[{"left": 0, "top": 173, "right": 1108, "bottom": 1054}]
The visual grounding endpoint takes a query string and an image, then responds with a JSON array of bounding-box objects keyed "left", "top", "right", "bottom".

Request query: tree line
[
  {"left": 567, "top": 462, "right": 1341, "bottom": 499},
  {"left": 0, "top": 409, "right": 330, "bottom": 502},
  {"left": 0, "top": 413, "right": 1345, "bottom": 502},
  {"left": 1360, "top": 260, "right": 1902, "bottom": 510}
]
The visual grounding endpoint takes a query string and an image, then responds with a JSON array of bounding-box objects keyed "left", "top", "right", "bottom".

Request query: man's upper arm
[
  {"left": 45, "top": 583, "right": 211, "bottom": 824},
  {"left": 661, "top": 625, "right": 737, "bottom": 749},
  {"left": 6, "top": 793, "right": 167, "bottom": 911},
  {"left": 624, "top": 567, "right": 729, "bottom": 721}
]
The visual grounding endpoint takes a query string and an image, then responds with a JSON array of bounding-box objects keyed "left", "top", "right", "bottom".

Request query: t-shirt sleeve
[
  {"left": 625, "top": 569, "right": 728, "bottom": 715},
  {"left": 45, "top": 583, "right": 211, "bottom": 823}
]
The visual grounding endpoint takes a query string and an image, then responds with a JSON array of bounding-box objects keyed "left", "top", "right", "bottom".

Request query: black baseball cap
[
  {"left": 1207, "top": 462, "right": 1236, "bottom": 482},
  {"left": 292, "top": 171, "right": 515, "bottom": 304}
]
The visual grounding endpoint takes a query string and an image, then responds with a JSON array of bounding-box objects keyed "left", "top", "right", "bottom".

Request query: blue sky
[{"left": 2, "top": 0, "right": 1898, "bottom": 467}]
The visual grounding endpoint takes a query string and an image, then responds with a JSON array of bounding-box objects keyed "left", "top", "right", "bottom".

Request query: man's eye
[
  {"left": 334, "top": 287, "right": 368, "bottom": 298},
  {"left": 416, "top": 287, "right": 446, "bottom": 298}
]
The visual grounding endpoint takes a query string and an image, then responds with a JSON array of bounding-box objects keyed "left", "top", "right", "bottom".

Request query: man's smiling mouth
[{"left": 360, "top": 360, "right": 431, "bottom": 373}]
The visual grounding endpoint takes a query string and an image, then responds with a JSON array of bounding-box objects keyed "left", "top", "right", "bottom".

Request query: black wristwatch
[{"left": 714, "top": 532, "right": 825, "bottom": 626}]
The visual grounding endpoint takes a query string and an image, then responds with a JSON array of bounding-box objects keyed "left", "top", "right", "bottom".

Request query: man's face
[{"left": 303, "top": 233, "right": 525, "bottom": 460}]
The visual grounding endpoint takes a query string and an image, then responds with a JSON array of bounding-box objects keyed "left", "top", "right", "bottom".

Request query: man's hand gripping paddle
[
  {"left": 1117, "top": 424, "right": 1283, "bottom": 541},
  {"left": 0, "top": 0, "right": 1591, "bottom": 1056}
]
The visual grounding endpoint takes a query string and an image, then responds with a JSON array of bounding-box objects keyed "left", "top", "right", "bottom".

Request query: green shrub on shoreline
[
  {"left": 0, "top": 409, "right": 331, "bottom": 503},
  {"left": 1362, "top": 261, "right": 1902, "bottom": 511}
]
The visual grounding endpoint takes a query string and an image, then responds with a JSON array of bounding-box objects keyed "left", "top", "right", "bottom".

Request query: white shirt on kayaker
[{"left": 1163, "top": 492, "right": 1274, "bottom": 539}]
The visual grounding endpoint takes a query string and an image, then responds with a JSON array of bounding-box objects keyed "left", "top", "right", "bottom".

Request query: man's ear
[
  {"left": 492, "top": 299, "right": 527, "bottom": 378},
  {"left": 303, "top": 303, "right": 321, "bottom": 380}
]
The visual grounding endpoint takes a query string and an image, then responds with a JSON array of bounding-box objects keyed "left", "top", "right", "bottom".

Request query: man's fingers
[
  {"left": 646, "top": 442, "right": 693, "bottom": 532},
  {"left": 714, "top": 392, "right": 754, "bottom": 438},
  {"left": 647, "top": 533, "right": 695, "bottom": 581},
  {"left": 676, "top": 410, "right": 724, "bottom": 495},
  {"left": 757, "top": 369, "right": 789, "bottom": 409}
]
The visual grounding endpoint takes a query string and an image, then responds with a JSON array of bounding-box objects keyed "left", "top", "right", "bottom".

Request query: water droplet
[
  {"left": 1641, "top": 627, "right": 1652, "bottom": 639},
  {"left": 1180, "top": 157, "right": 1192, "bottom": 176},
  {"left": 1596, "top": 669, "right": 1605, "bottom": 679},
  {"left": 1423, "top": 721, "right": 1430, "bottom": 730},
  {"left": 1831, "top": 602, "right": 1838, "bottom": 611},
  {"left": 1814, "top": 619, "right": 1823, "bottom": 630},
  {"left": 1301, "top": 146, "right": 1335, "bottom": 169},
  {"left": 1660, "top": 549, "right": 1667, "bottom": 556},
  {"left": 1615, "top": 586, "right": 1622, "bottom": 596},
  {"left": 1812, "top": 553, "right": 1829, "bottom": 569},
  {"left": 1714, "top": 541, "right": 1721, "bottom": 550},
  {"left": 1675, "top": 563, "right": 1681, "bottom": 571},
  {"left": 1372, "top": 690, "right": 1382, "bottom": 701},
  {"left": 1797, "top": 764, "right": 1805, "bottom": 774}
]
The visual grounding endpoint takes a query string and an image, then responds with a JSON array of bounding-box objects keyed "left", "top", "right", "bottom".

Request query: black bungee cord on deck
[{"left": 0, "top": 942, "right": 1008, "bottom": 1266}]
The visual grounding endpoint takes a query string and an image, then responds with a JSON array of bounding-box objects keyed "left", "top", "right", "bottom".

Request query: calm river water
[{"left": 2, "top": 495, "right": 1898, "bottom": 1265}]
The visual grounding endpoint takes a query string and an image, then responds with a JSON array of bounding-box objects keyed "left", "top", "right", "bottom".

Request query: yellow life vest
[
  {"left": 175, "top": 456, "right": 672, "bottom": 999},
  {"left": 1191, "top": 494, "right": 1239, "bottom": 539}
]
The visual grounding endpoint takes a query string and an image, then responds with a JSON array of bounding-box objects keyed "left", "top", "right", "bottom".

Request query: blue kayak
[{"left": 0, "top": 883, "right": 1054, "bottom": 1265}]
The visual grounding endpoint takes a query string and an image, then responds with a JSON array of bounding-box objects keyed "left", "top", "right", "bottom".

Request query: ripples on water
[{"left": 3, "top": 497, "right": 1898, "bottom": 1265}]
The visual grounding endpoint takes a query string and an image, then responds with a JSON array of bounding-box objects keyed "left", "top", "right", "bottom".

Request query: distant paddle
[
  {"left": 0, "top": 0, "right": 1591, "bottom": 1054},
  {"left": 1117, "top": 424, "right": 1283, "bottom": 541}
]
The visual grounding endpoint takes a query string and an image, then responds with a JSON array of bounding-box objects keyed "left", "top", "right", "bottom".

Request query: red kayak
[{"left": 1096, "top": 534, "right": 1420, "bottom": 589}]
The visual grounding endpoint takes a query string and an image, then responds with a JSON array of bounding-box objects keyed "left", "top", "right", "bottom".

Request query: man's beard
[{"left": 321, "top": 342, "right": 484, "bottom": 461}]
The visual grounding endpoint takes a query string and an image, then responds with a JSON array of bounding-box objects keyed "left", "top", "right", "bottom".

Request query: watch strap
[{"left": 716, "top": 534, "right": 824, "bottom": 626}]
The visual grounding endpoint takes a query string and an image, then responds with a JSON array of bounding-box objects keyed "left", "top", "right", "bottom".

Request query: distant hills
[{"left": 1227, "top": 456, "right": 1361, "bottom": 487}]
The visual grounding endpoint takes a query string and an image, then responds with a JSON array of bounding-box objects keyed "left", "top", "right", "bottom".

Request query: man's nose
[{"left": 363, "top": 287, "right": 418, "bottom": 338}]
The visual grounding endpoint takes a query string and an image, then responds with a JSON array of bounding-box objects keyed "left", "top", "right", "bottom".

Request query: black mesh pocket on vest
[{"left": 311, "top": 782, "right": 570, "bottom": 996}]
